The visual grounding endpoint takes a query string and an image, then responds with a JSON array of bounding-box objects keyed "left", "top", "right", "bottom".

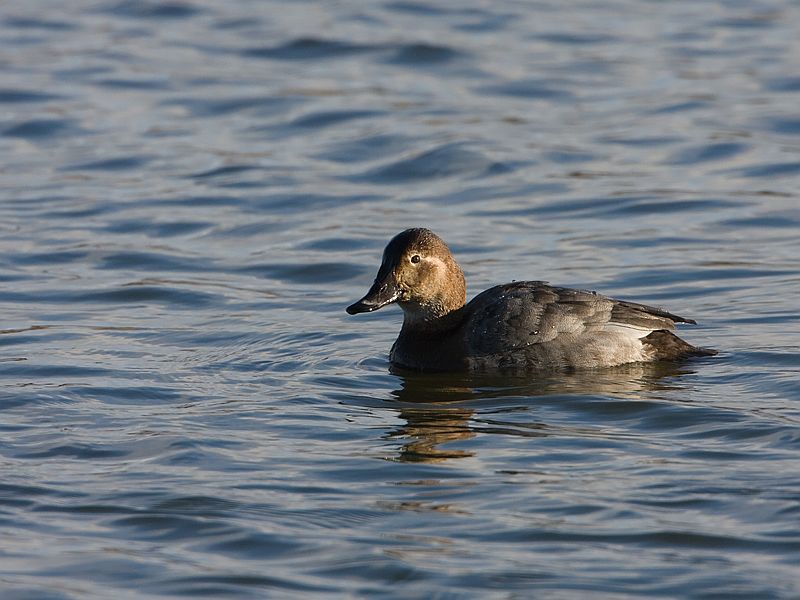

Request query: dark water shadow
[{"left": 383, "top": 362, "right": 698, "bottom": 463}]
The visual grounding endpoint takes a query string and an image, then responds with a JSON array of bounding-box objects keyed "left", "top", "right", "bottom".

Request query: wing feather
[{"left": 464, "top": 281, "right": 691, "bottom": 356}]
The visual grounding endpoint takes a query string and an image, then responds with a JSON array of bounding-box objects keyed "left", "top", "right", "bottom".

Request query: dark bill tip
[
  {"left": 346, "top": 300, "right": 378, "bottom": 315},
  {"left": 345, "top": 280, "right": 401, "bottom": 315}
]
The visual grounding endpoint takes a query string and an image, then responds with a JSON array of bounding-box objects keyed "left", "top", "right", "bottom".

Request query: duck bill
[{"left": 346, "top": 276, "right": 401, "bottom": 315}]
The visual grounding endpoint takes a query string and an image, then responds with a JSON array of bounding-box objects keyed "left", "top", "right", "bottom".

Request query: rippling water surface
[{"left": 1, "top": 1, "right": 799, "bottom": 598}]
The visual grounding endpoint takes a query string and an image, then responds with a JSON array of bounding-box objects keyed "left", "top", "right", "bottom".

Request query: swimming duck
[{"left": 346, "top": 228, "right": 714, "bottom": 372}]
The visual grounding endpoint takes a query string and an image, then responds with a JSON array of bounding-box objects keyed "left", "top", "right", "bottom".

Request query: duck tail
[{"left": 642, "top": 330, "right": 718, "bottom": 361}]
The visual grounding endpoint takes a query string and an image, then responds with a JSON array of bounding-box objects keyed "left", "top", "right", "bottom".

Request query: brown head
[{"left": 346, "top": 228, "right": 467, "bottom": 323}]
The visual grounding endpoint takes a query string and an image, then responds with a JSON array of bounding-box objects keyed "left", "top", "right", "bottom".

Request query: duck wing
[{"left": 462, "top": 281, "right": 691, "bottom": 356}]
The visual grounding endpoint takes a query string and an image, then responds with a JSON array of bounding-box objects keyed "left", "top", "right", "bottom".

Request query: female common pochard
[{"left": 347, "top": 228, "right": 715, "bottom": 372}]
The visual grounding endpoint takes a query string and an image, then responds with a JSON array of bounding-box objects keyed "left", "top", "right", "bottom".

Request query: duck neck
[{"left": 399, "top": 303, "right": 454, "bottom": 332}]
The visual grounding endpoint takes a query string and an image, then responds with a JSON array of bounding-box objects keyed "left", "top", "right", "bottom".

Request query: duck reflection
[
  {"left": 388, "top": 405, "right": 476, "bottom": 462},
  {"left": 386, "top": 362, "right": 696, "bottom": 463}
]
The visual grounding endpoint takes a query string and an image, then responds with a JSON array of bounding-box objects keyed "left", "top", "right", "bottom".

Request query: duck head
[{"left": 346, "top": 228, "right": 466, "bottom": 323}]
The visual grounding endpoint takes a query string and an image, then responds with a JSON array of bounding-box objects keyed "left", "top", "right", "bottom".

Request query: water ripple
[
  {"left": 314, "top": 133, "right": 412, "bottom": 163},
  {"left": 62, "top": 155, "right": 151, "bottom": 172},
  {"left": 383, "top": 43, "right": 464, "bottom": 65},
  {"left": 243, "top": 37, "right": 381, "bottom": 60},
  {"left": 353, "top": 143, "right": 505, "bottom": 183},
  {"left": 2, "top": 119, "right": 83, "bottom": 140},
  {"left": 735, "top": 162, "right": 800, "bottom": 178},
  {"left": 162, "top": 95, "right": 299, "bottom": 118},
  {"left": 764, "top": 116, "right": 800, "bottom": 135},
  {"left": 288, "top": 109, "right": 384, "bottom": 129},
  {"left": 106, "top": 0, "right": 202, "bottom": 19},
  {"left": 665, "top": 142, "right": 748, "bottom": 165},
  {"left": 764, "top": 76, "right": 800, "bottom": 92},
  {"left": 0, "top": 88, "right": 63, "bottom": 103},
  {"left": 476, "top": 79, "right": 573, "bottom": 100},
  {"left": 4, "top": 16, "right": 76, "bottom": 31}
]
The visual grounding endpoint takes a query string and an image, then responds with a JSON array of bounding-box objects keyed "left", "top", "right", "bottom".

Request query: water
[{"left": 1, "top": 0, "right": 799, "bottom": 597}]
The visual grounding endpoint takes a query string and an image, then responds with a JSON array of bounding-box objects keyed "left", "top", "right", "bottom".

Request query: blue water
[{"left": 1, "top": 1, "right": 799, "bottom": 598}]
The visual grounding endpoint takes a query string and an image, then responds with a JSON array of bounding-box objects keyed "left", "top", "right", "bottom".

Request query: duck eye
[{"left": 410, "top": 254, "right": 421, "bottom": 264}]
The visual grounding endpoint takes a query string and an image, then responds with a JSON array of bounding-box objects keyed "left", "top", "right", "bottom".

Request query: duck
[{"left": 346, "top": 228, "right": 715, "bottom": 372}]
